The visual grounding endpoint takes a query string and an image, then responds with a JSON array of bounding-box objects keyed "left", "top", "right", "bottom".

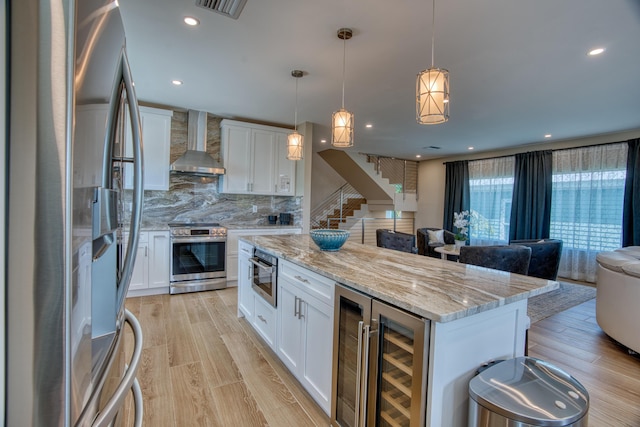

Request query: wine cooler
[{"left": 331, "top": 284, "right": 430, "bottom": 427}]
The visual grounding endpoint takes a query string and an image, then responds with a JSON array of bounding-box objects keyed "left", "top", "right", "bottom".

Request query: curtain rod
[{"left": 442, "top": 139, "right": 631, "bottom": 165}]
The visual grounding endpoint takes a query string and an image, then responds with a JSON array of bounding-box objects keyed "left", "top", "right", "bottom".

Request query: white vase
[{"left": 454, "top": 239, "right": 466, "bottom": 249}]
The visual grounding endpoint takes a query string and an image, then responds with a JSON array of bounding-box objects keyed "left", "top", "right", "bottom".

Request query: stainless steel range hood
[{"left": 170, "top": 110, "right": 225, "bottom": 175}]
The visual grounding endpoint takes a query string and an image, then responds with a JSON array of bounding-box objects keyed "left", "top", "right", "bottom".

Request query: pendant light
[
  {"left": 416, "top": 0, "right": 449, "bottom": 124},
  {"left": 287, "top": 70, "right": 304, "bottom": 160},
  {"left": 332, "top": 28, "right": 354, "bottom": 148}
]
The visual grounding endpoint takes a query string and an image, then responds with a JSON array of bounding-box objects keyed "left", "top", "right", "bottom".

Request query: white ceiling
[{"left": 118, "top": 0, "right": 640, "bottom": 160}]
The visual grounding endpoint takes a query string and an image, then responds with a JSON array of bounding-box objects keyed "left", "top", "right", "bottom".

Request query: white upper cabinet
[
  {"left": 124, "top": 106, "right": 173, "bottom": 191},
  {"left": 220, "top": 119, "right": 296, "bottom": 196}
]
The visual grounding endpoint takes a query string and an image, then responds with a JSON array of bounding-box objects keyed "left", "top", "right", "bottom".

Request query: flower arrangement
[{"left": 453, "top": 210, "right": 472, "bottom": 241}]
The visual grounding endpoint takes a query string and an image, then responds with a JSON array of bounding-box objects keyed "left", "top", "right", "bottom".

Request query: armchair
[
  {"left": 509, "top": 239, "right": 563, "bottom": 280},
  {"left": 376, "top": 229, "right": 418, "bottom": 254},
  {"left": 459, "top": 245, "right": 532, "bottom": 275},
  {"left": 416, "top": 227, "right": 456, "bottom": 259}
]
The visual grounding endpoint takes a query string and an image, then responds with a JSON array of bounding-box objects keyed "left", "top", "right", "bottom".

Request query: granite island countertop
[{"left": 242, "top": 234, "right": 559, "bottom": 323}]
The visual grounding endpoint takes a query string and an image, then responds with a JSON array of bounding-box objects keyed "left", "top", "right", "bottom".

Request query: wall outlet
[{"left": 252, "top": 205, "right": 258, "bottom": 213}]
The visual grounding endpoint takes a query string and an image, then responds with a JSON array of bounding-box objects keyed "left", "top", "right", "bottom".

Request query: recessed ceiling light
[
  {"left": 468, "top": 146, "right": 474, "bottom": 150},
  {"left": 544, "top": 134, "right": 552, "bottom": 138},
  {"left": 171, "top": 80, "right": 183, "bottom": 86},
  {"left": 416, "top": 154, "right": 421, "bottom": 158},
  {"left": 320, "top": 139, "right": 327, "bottom": 144},
  {"left": 365, "top": 124, "right": 373, "bottom": 128},
  {"left": 587, "top": 47, "right": 605, "bottom": 56},
  {"left": 184, "top": 16, "right": 200, "bottom": 26}
]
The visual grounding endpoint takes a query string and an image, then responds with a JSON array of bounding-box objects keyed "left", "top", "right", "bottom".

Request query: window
[
  {"left": 551, "top": 143, "right": 628, "bottom": 282},
  {"left": 468, "top": 157, "right": 514, "bottom": 244}
]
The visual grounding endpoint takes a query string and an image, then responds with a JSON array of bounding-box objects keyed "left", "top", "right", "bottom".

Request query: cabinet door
[
  {"left": 127, "top": 242, "right": 148, "bottom": 291},
  {"left": 250, "top": 129, "right": 276, "bottom": 194},
  {"left": 300, "top": 293, "right": 333, "bottom": 414},
  {"left": 276, "top": 278, "right": 302, "bottom": 372},
  {"left": 222, "top": 125, "right": 252, "bottom": 193},
  {"left": 139, "top": 109, "right": 172, "bottom": 190},
  {"left": 124, "top": 106, "right": 173, "bottom": 191},
  {"left": 237, "top": 243, "right": 254, "bottom": 319},
  {"left": 147, "top": 231, "right": 169, "bottom": 288},
  {"left": 274, "top": 132, "right": 296, "bottom": 196}
]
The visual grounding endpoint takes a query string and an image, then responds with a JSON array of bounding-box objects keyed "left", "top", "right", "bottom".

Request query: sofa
[
  {"left": 416, "top": 227, "right": 456, "bottom": 259},
  {"left": 595, "top": 246, "right": 640, "bottom": 354}
]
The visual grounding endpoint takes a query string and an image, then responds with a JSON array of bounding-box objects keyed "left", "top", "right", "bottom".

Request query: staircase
[
  {"left": 311, "top": 183, "right": 368, "bottom": 229},
  {"left": 317, "top": 196, "right": 367, "bottom": 229}
]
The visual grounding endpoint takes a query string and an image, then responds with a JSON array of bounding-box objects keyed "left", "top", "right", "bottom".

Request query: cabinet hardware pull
[
  {"left": 294, "top": 296, "right": 299, "bottom": 318},
  {"left": 298, "top": 299, "right": 305, "bottom": 320},
  {"left": 145, "top": 246, "right": 148, "bottom": 257},
  {"left": 294, "top": 275, "right": 310, "bottom": 285},
  {"left": 257, "top": 315, "right": 267, "bottom": 323},
  {"left": 360, "top": 324, "right": 371, "bottom": 426}
]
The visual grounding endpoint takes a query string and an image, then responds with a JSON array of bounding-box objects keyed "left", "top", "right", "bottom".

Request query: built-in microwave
[{"left": 250, "top": 248, "right": 277, "bottom": 307}]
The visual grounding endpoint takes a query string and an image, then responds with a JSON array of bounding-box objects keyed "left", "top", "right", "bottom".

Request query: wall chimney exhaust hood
[{"left": 170, "top": 110, "right": 225, "bottom": 176}]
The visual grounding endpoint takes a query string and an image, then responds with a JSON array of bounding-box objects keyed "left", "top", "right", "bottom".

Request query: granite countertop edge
[{"left": 241, "top": 235, "right": 559, "bottom": 323}]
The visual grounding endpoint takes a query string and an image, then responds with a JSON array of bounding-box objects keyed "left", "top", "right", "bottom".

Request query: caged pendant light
[
  {"left": 287, "top": 70, "right": 304, "bottom": 161},
  {"left": 416, "top": 0, "right": 449, "bottom": 124},
  {"left": 332, "top": 28, "right": 354, "bottom": 148}
]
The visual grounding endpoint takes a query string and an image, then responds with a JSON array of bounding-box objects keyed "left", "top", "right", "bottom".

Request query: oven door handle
[
  {"left": 249, "top": 257, "right": 275, "bottom": 272},
  {"left": 170, "top": 236, "right": 226, "bottom": 244}
]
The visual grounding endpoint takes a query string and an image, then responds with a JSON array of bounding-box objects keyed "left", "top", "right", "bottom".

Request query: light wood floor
[{"left": 123, "top": 290, "right": 640, "bottom": 426}]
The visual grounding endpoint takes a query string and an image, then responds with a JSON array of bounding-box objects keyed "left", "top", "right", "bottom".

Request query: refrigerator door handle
[
  {"left": 131, "top": 377, "right": 144, "bottom": 427},
  {"left": 109, "top": 51, "right": 144, "bottom": 295},
  {"left": 92, "top": 309, "right": 144, "bottom": 427}
]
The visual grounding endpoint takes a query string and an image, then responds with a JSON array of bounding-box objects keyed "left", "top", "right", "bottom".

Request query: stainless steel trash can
[{"left": 468, "top": 357, "right": 589, "bottom": 426}]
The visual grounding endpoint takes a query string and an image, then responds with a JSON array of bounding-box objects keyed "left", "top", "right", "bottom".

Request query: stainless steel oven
[
  {"left": 169, "top": 222, "right": 227, "bottom": 294},
  {"left": 250, "top": 248, "right": 277, "bottom": 307}
]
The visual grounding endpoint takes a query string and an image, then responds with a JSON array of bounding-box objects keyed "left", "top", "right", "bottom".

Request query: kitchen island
[{"left": 238, "top": 234, "right": 558, "bottom": 427}]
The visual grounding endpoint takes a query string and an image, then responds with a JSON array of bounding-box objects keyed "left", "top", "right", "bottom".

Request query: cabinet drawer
[
  {"left": 253, "top": 295, "right": 276, "bottom": 349},
  {"left": 279, "top": 260, "right": 334, "bottom": 306}
]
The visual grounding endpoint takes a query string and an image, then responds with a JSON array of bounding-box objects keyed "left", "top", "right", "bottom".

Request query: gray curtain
[
  {"left": 509, "top": 150, "right": 552, "bottom": 241},
  {"left": 623, "top": 138, "right": 640, "bottom": 246},
  {"left": 443, "top": 160, "right": 470, "bottom": 232}
]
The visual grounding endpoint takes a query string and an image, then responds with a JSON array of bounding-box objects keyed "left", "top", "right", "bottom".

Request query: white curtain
[
  {"left": 551, "top": 143, "right": 628, "bottom": 282},
  {"left": 469, "top": 156, "right": 515, "bottom": 246}
]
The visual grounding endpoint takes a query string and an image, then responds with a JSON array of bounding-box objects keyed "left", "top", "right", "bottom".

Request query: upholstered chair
[
  {"left": 376, "top": 229, "right": 418, "bottom": 254},
  {"left": 459, "top": 245, "right": 532, "bottom": 275},
  {"left": 416, "top": 227, "right": 456, "bottom": 258},
  {"left": 509, "top": 239, "right": 563, "bottom": 280}
]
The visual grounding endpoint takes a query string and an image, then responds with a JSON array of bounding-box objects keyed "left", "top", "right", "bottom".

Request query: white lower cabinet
[
  {"left": 252, "top": 295, "right": 277, "bottom": 349},
  {"left": 126, "top": 230, "right": 170, "bottom": 296},
  {"left": 237, "top": 240, "right": 254, "bottom": 320},
  {"left": 236, "top": 249, "right": 334, "bottom": 415},
  {"left": 276, "top": 260, "right": 334, "bottom": 415}
]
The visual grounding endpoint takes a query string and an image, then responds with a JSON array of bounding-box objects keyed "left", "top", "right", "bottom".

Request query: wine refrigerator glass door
[
  {"left": 331, "top": 285, "right": 372, "bottom": 427},
  {"left": 368, "top": 301, "right": 429, "bottom": 427}
]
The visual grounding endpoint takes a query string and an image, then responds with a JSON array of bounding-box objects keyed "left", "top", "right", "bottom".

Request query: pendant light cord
[
  {"left": 341, "top": 33, "right": 346, "bottom": 109},
  {"left": 294, "top": 77, "right": 298, "bottom": 131},
  {"left": 431, "top": 0, "right": 436, "bottom": 67}
]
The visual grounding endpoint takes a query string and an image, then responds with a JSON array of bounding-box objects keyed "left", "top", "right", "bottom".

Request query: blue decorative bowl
[{"left": 309, "top": 229, "right": 350, "bottom": 251}]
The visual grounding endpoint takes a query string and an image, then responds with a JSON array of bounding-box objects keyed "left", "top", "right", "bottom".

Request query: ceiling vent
[{"left": 195, "top": 0, "right": 248, "bottom": 19}]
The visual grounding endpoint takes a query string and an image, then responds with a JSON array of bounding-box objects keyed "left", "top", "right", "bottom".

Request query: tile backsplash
[{"left": 135, "top": 109, "right": 302, "bottom": 229}]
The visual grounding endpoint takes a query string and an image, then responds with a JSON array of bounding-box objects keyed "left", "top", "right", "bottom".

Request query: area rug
[{"left": 527, "top": 281, "right": 597, "bottom": 323}]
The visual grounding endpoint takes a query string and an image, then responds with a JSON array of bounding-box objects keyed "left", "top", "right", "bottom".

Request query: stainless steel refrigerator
[{"left": 6, "top": 0, "right": 145, "bottom": 425}]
